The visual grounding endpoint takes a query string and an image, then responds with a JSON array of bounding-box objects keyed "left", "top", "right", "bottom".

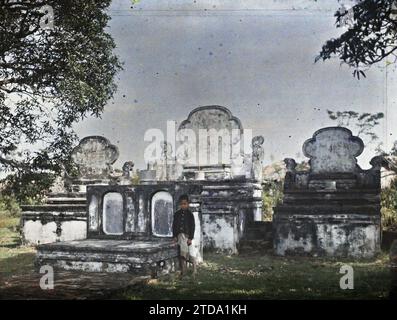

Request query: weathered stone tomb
[
  {"left": 274, "top": 127, "right": 382, "bottom": 258},
  {"left": 139, "top": 105, "right": 264, "bottom": 254},
  {"left": 36, "top": 183, "right": 202, "bottom": 275}
]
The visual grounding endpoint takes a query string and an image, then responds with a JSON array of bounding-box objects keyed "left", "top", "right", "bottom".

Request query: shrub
[
  {"left": 262, "top": 180, "right": 283, "bottom": 221},
  {"left": 0, "top": 195, "right": 21, "bottom": 218},
  {"left": 1, "top": 171, "right": 55, "bottom": 204},
  {"left": 381, "top": 179, "right": 397, "bottom": 231}
]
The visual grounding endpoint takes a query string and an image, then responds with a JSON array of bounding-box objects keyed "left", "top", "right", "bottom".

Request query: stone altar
[{"left": 273, "top": 127, "right": 382, "bottom": 258}]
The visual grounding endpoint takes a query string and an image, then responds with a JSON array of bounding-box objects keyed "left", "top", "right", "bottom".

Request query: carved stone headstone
[
  {"left": 177, "top": 106, "right": 247, "bottom": 180},
  {"left": 303, "top": 127, "right": 364, "bottom": 174},
  {"left": 71, "top": 136, "right": 119, "bottom": 180},
  {"left": 178, "top": 106, "right": 243, "bottom": 166}
]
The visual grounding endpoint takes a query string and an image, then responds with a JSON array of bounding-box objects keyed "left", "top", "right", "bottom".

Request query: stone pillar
[{"left": 251, "top": 136, "right": 264, "bottom": 182}]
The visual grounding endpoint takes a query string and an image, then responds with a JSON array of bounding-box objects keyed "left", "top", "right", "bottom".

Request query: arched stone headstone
[
  {"left": 303, "top": 127, "right": 364, "bottom": 174},
  {"left": 177, "top": 105, "right": 243, "bottom": 167},
  {"left": 71, "top": 136, "right": 119, "bottom": 180},
  {"left": 177, "top": 105, "right": 253, "bottom": 180}
]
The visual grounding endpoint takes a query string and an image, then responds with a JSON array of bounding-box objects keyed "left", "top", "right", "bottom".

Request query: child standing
[{"left": 172, "top": 194, "right": 196, "bottom": 278}]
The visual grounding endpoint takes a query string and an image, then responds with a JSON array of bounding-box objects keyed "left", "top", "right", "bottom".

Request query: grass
[
  {"left": 118, "top": 253, "right": 391, "bottom": 300},
  {"left": 0, "top": 215, "right": 392, "bottom": 299},
  {"left": 0, "top": 216, "right": 35, "bottom": 279},
  {"left": 0, "top": 217, "right": 19, "bottom": 229}
]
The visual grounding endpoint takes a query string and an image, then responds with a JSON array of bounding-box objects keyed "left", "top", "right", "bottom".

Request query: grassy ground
[
  {"left": 0, "top": 216, "right": 35, "bottom": 279},
  {"left": 118, "top": 253, "right": 391, "bottom": 300},
  {"left": 0, "top": 215, "right": 392, "bottom": 299}
]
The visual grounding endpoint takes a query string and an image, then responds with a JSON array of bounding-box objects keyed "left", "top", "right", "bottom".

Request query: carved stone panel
[
  {"left": 303, "top": 127, "right": 364, "bottom": 174},
  {"left": 88, "top": 195, "right": 99, "bottom": 231},
  {"left": 71, "top": 136, "right": 119, "bottom": 179},
  {"left": 125, "top": 195, "right": 136, "bottom": 233},
  {"left": 151, "top": 191, "right": 174, "bottom": 237},
  {"left": 103, "top": 192, "right": 124, "bottom": 235},
  {"left": 177, "top": 106, "right": 243, "bottom": 167}
]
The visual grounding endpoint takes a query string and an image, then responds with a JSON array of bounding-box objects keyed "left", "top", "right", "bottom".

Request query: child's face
[{"left": 180, "top": 200, "right": 189, "bottom": 210}]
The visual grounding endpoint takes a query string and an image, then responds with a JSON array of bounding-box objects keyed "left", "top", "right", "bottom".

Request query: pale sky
[{"left": 74, "top": 0, "right": 397, "bottom": 170}]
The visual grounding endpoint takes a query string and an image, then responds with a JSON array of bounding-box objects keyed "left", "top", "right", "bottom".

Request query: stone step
[
  {"left": 244, "top": 230, "right": 273, "bottom": 241},
  {"left": 46, "top": 192, "right": 86, "bottom": 198},
  {"left": 21, "top": 204, "right": 87, "bottom": 212},
  {"left": 248, "top": 221, "right": 273, "bottom": 228},
  {"left": 46, "top": 197, "right": 86, "bottom": 205},
  {"left": 243, "top": 221, "right": 273, "bottom": 241},
  {"left": 285, "top": 189, "right": 379, "bottom": 194},
  {"left": 238, "top": 239, "right": 273, "bottom": 254},
  {"left": 36, "top": 239, "right": 178, "bottom": 275},
  {"left": 283, "top": 199, "right": 379, "bottom": 205},
  {"left": 275, "top": 204, "right": 380, "bottom": 215}
]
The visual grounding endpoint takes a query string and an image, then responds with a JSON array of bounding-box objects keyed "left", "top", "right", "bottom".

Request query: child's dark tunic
[
  {"left": 172, "top": 209, "right": 195, "bottom": 259},
  {"left": 172, "top": 209, "right": 195, "bottom": 240}
]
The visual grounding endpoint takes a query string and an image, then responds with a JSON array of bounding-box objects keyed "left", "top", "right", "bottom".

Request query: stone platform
[
  {"left": 21, "top": 192, "right": 87, "bottom": 245},
  {"left": 36, "top": 239, "right": 178, "bottom": 276}
]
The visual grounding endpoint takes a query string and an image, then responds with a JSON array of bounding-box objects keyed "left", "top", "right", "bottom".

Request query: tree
[
  {"left": 316, "top": 0, "right": 397, "bottom": 78},
  {"left": 0, "top": 1, "right": 122, "bottom": 200},
  {"left": 326, "top": 110, "right": 384, "bottom": 145}
]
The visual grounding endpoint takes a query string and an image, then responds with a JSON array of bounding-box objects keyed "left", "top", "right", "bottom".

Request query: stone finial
[
  {"left": 370, "top": 155, "right": 386, "bottom": 170},
  {"left": 122, "top": 161, "right": 135, "bottom": 178},
  {"left": 284, "top": 158, "right": 297, "bottom": 172},
  {"left": 161, "top": 141, "right": 173, "bottom": 160},
  {"left": 71, "top": 136, "right": 119, "bottom": 179},
  {"left": 252, "top": 136, "right": 264, "bottom": 181},
  {"left": 252, "top": 135, "right": 264, "bottom": 150},
  {"left": 303, "top": 127, "right": 364, "bottom": 174}
]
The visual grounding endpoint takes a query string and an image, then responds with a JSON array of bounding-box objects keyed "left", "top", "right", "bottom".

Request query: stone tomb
[
  {"left": 21, "top": 136, "right": 121, "bottom": 245},
  {"left": 274, "top": 127, "right": 382, "bottom": 258},
  {"left": 139, "top": 106, "right": 264, "bottom": 254},
  {"left": 178, "top": 106, "right": 263, "bottom": 253},
  {"left": 36, "top": 183, "right": 203, "bottom": 275}
]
